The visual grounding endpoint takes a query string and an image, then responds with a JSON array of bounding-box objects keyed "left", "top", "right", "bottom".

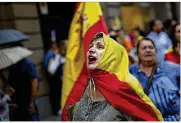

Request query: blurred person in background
[
  {"left": 112, "top": 26, "right": 133, "bottom": 52},
  {"left": 43, "top": 41, "right": 58, "bottom": 70},
  {"left": 128, "top": 55, "right": 136, "bottom": 65},
  {"left": 58, "top": 39, "right": 67, "bottom": 59},
  {"left": 165, "top": 23, "right": 180, "bottom": 64},
  {"left": 129, "top": 38, "right": 180, "bottom": 121},
  {"left": 131, "top": 27, "right": 145, "bottom": 46},
  {"left": 46, "top": 40, "right": 67, "bottom": 116},
  {"left": 0, "top": 80, "right": 15, "bottom": 121},
  {"left": 129, "top": 27, "right": 145, "bottom": 63},
  {"left": 43, "top": 41, "right": 59, "bottom": 115},
  {"left": 110, "top": 26, "right": 124, "bottom": 45},
  {"left": 8, "top": 43, "right": 40, "bottom": 121},
  {"left": 108, "top": 29, "right": 117, "bottom": 41},
  {"left": 147, "top": 19, "right": 172, "bottom": 62},
  {"left": 48, "top": 39, "right": 67, "bottom": 84},
  {"left": 159, "top": 60, "right": 180, "bottom": 90},
  {"left": 164, "top": 19, "right": 176, "bottom": 38}
]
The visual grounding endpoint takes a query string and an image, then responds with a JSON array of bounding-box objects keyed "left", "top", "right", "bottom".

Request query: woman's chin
[
  {"left": 87, "top": 66, "right": 96, "bottom": 71},
  {"left": 87, "top": 63, "right": 97, "bottom": 71},
  {"left": 88, "top": 67, "right": 96, "bottom": 72}
]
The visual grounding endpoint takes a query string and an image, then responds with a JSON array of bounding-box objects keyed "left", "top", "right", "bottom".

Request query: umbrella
[
  {"left": 0, "top": 46, "right": 33, "bottom": 70},
  {"left": 0, "top": 29, "right": 30, "bottom": 45}
]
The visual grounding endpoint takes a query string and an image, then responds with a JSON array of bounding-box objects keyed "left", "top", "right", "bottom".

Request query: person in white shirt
[
  {"left": 47, "top": 40, "right": 67, "bottom": 116},
  {"left": 147, "top": 19, "right": 172, "bottom": 62}
]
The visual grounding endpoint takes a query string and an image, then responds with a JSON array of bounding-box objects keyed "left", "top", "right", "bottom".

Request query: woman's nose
[
  {"left": 89, "top": 48, "right": 95, "bottom": 54},
  {"left": 145, "top": 48, "right": 151, "bottom": 52}
]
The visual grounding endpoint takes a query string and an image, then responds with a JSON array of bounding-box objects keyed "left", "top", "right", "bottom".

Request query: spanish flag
[{"left": 61, "top": 2, "right": 108, "bottom": 121}]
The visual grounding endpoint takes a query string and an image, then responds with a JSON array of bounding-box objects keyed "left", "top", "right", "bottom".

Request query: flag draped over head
[
  {"left": 61, "top": 2, "right": 108, "bottom": 121},
  {"left": 88, "top": 32, "right": 163, "bottom": 121}
]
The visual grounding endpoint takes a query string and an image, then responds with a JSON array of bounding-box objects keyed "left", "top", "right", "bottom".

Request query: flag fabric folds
[{"left": 61, "top": 2, "right": 108, "bottom": 121}]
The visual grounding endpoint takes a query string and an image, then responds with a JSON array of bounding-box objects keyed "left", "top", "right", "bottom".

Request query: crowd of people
[{"left": 107, "top": 19, "right": 180, "bottom": 121}]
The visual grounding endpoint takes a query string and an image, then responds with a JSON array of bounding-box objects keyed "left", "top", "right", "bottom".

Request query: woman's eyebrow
[{"left": 96, "top": 41, "right": 105, "bottom": 45}]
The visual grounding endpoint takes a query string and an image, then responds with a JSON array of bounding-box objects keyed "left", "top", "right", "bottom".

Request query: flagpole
[
  {"left": 80, "top": 2, "right": 85, "bottom": 43},
  {"left": 75, "top": 2, "right": 85, "bottom": 61}
]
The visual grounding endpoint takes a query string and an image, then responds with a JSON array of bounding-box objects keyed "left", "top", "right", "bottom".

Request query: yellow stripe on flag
[{"left": 82, "top": 2, "right": 103, "bottom": 36}]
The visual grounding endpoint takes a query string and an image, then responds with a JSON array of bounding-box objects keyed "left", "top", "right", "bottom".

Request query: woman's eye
[
  {"left": 149, "top": 46, "right": 154, "bottom": 49},
  {"left": 141, "top": 47, "right": 146, "bottom": 50},
  {"left": 98, "top": 45, "right": 104, "bottom": 49}
]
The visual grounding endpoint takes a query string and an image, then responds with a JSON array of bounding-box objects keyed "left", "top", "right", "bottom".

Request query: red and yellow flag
[{"left": 61, "top": 2, "right": 108, "bottom": 121}]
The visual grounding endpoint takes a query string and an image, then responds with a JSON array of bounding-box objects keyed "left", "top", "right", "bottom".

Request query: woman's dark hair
[
  {"left": 58, "top": 40, "right": 67, "bottom": 49},
  {"left": 136, "top": 38, "right": 156, "bottom": 55},
  {"left": 108, "top": 29, "right": 113, "bottom": 33},
  {"left": 91, "top": 32, "right": 103, "bottom": 42},
  {"left": 149, "top": 19, "right": 163, "bottom": 32},
  {"left": 149, "top": 20, "right": 155, "bottom": 31},
  {"left": 170, "top": 23, "right": 180, "bottom": 50},
  {"left": 164, "top": 19, "right": 174, "bottom": 30},
  {"left": 133, "top": 27, "right": 145, "bottom": 36},
  {"left": 51, "top": 41, "right": 57, "bottom": 46}
]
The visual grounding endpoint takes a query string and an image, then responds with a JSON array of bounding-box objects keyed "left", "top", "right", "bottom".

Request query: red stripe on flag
[{"left": 83, "top": 16, "right": 108, "bottom": 55}]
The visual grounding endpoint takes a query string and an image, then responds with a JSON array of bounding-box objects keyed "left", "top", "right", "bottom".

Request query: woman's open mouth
[{"left": 88, "top": 55, "right": 97, "bottom": 64}]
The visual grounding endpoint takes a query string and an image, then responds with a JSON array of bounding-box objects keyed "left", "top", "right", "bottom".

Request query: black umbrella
[{"left": 0, "top": 29, "right": 30, "bottom": 45}]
